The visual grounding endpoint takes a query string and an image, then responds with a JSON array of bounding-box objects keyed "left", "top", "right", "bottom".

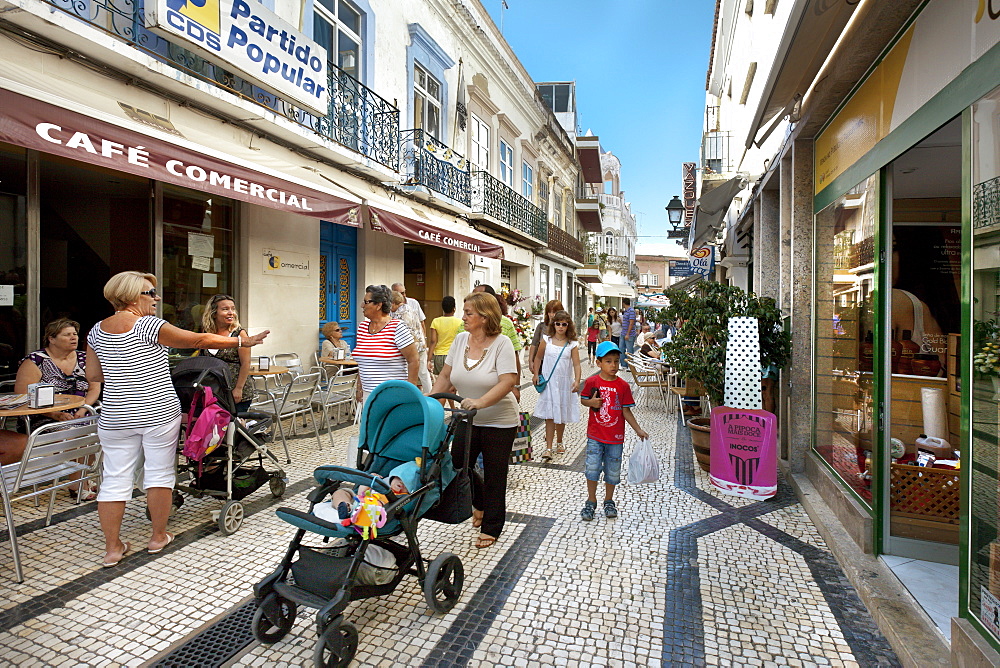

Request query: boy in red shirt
[{"left": 579, "top": 341, "right": 648, "bottom": 520}]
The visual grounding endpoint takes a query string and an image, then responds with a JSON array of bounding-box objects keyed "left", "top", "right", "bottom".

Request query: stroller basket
[
  {"left": 292, "top": 546, "right": 354, "bottom": 599},
  {"left": 193, "top": 464, "right": 270, "bottom": 500}
]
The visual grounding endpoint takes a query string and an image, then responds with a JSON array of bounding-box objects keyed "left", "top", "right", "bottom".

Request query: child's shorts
[{"left": 585, "top": 438, "right": 624, "bottom": 485}]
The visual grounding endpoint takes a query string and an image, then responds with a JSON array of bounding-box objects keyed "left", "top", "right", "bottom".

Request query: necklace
[
  {"left": 368, "top": 317, "right": 389, "bottom": 335},
  {"left": 463, "top": 334, "right": 492, "bottom": 371}
]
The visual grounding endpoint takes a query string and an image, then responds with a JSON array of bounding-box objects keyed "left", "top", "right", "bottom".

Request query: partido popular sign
[{"left": 146, "top": 0, "right": 330, "bottom": 116}]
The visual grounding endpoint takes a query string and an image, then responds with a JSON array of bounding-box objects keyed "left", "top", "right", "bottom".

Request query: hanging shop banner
[
  {"left": 144, "top": 0, "right": 329, "bottom": 116},
  {"left": 709, "top": 406, "right": 778, "bottom": 500},
  {"left": 688, "top": 246, "right": 715, "bottom": 277},
  {"left": 669, "top": 260, "right": 693, "bottom": 277},
  {"left": 366, "top": 206, "right": 504, "bottom": 259},
  {"left": 0, "top": 88, "right": 359, "bottom": 224}
]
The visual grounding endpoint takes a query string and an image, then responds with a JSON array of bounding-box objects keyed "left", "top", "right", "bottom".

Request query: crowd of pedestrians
[{"left": 39, "top": 270, "right": 675, "bottom": 565}]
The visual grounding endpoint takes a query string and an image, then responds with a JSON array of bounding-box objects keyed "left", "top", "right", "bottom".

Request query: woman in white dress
[{"left": 531, "top": 310, "right": 582, "bottom": 458}]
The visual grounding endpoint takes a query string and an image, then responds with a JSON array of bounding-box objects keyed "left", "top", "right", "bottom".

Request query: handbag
[
  {"left": 533, "top": 340, "right": 568, "bottom": 393},
  {"left": 510, "top": 411, "right": 532, "bottom": 464}
]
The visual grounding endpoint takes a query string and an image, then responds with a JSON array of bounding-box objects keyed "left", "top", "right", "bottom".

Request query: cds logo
[
  {"left": 976, "top": 0, "right": 1000, "bottom": 22},
  {"left": 166, "top": 0, "right": 221, "bottom": 51},
  {"left": 690, "top": 247, "right": 711, "bottom": 259}
]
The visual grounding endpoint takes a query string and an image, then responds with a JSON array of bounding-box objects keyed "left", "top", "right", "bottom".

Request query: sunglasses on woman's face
[
  {"left": 554, "top": 322, "right": 569, "bottom": 326},
  {"left": 140, "top": 289, "right": 158, "bottom": 298}
]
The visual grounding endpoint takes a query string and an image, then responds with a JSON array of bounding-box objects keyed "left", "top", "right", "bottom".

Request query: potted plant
[{"left": 660, "top": 282, "right": 792, "bottom": 470}]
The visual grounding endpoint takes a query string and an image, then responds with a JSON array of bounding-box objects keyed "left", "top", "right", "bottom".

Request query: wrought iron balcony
[
  {"left": 399, "top": 129, "right": 471, "bottom": 206},
  {"left": 470, "top": 170, "right": 548, "bottom": 245},
  {"left": 39, "top": 0, "right": 400, "bottom": 170},
  {"left": 604, "top": 254, "right": 631, "bottom": 274},
  {"left": 546, "top": 223, "right": 585, "bottom": 264}
]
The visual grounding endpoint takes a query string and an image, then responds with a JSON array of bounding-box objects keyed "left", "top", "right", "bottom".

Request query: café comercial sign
[{"left": 145, "top": 0, "right": 330, "bottom": 116}]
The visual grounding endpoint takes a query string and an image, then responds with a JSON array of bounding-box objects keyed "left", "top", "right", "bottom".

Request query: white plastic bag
[{"left": 627, "top": 438, "right": 660, "bottom": 484}]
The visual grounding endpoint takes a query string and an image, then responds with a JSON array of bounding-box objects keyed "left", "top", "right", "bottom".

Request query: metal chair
[
  {"left": 312, "top": 373, "right": 357, "bottom": 449},
  {"left": 272, "top": 372, "right": 323, "bottom": 447},
  {"left": 1, "top": 413, "right": 102, "bottom": 582},
  {"left": 249, "top": 375, "right": 291, "bottom": 463},
  {"left": 628, "top": 353, "right": 668, "bottom": 409},
  {"left": 273, "top": 353, "right": 304, "bottom": 377}
]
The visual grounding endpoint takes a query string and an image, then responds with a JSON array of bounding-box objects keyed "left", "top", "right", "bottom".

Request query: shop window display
[
  {"left": 969, "top": 87, "right": 1000, "bottom": 642},
  {"left": 813, "top": 174, "right": 878, "bottom": 506}
]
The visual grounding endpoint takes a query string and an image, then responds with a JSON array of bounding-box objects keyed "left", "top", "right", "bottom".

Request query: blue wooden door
[{"left": 320, "top": 222, "right": 357, "bottom": 351}]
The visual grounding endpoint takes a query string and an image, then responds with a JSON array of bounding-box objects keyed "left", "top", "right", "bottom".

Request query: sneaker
[
  {"left": 603, "top": 499, "right": 618, "bottom": 519},
  {"left": 581, "top": 500, "right": 596, "bottom": 521}
]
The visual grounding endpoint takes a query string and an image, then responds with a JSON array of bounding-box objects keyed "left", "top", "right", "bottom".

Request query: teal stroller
[{"left": 252, "top": 380, "right": 474, "bottom": 667}]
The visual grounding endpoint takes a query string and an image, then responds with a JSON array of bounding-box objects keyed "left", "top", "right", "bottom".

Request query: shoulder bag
[{"left": 534, "top": 340, "right": 568, "bottom": 393}]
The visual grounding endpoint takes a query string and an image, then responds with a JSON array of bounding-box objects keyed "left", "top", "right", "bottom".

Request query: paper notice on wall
[
  {"left": 202, "top": 273, "right": 218, "bottom": 288},
  {"left": 191, "top": 256, "right": 212, "bottom": 271},
  {"left": 0, "top": 285, "right": 13, "bottom": 306},
  {"left": 188, "top": 232, "right": 214, "bottom": 257},
  {"left": 982, "top": 586, "right": 1000, "bottom": 637}
]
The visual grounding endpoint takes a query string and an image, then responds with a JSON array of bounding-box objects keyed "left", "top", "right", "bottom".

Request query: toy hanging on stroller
[
  {"left": 171, "top": 356, "right": 287, "bottom": 535},
  {"left": 252, "top": 380, "right": 474, "bottom": 667}
]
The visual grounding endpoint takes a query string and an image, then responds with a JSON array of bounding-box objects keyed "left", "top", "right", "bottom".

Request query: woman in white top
[
  {"left": 428, "top": 292, "right": 518, "bottom": 549},
  {"left": 86, "top": 271, "right": 269, "bottom": 568},
  {"left": 531, "top": 310, "right": 581, "bottom": 458}
]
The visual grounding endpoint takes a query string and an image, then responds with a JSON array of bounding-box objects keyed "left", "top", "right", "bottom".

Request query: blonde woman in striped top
[
  {"left": 352, "top": 284, "right": 420, "bottom": 406},
  {"left": 86, "top": 271, "right": 269, "bottom": 568}
]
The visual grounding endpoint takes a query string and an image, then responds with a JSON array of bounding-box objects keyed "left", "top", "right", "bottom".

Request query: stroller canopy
[{"left": 358, "top": 381, "right": 446, "bottom": 469}]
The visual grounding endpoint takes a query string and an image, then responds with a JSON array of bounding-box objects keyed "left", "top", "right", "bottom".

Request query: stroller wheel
[
  {"left": 217, "top": 500, "right": 244, "bottom": 535},
  {"left": 269, "top": 476, "right": 287, "bottom": 498},
  {"left": 252, "top": 593, "right": 297, "bottom": 643},
  {"left": 313, "top": 621, "right": 358, "bottom": 668},
  {"left": 424, "top": 553, "right": 464, "bottom": 614}
]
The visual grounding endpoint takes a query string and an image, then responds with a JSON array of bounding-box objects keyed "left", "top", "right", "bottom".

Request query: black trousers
[{"left": 451, "top": 422, "right": 516, "bottom": 538}]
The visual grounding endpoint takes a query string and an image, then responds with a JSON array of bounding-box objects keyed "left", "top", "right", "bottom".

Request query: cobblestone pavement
[{"left": 0, "top": 366, "right": 901, "bottom": 667}]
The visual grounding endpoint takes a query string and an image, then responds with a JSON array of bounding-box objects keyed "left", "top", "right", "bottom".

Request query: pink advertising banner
[{"left": 709, "top": 406, "right": 778, "bottom": 500}]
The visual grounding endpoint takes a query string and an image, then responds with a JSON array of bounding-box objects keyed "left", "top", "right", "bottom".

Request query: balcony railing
[
  {"left": 400, "top": 129, "right": 471, "bottom": 205},
  {"left": 470, "top": 170, "right": 548, "bottom": 244},
  {"left": 547, "top": 223, "right": 585, "bottom": 263},
  {"left": 604, "top": 254, "right": 630, "bottom": 274},
  {"left": 702, "top": 131, "right": 732, "bottom": 176},
  {"left": 40, "top": 0, "right": 400, "bottom": 169}
]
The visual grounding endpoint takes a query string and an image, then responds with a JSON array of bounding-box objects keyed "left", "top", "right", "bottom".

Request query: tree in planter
[{"left": 661, "top": 282, "right": 792, "bottom": 408}]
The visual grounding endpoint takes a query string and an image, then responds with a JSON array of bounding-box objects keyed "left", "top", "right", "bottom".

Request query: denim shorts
[{"left": 585, "top": 438, "right": 624, "bottom": 485}]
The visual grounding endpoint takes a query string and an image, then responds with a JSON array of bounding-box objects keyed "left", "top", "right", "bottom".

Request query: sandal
[
  {"left": 555, "top": 442, "right": 566, "bottom": 454},
  {"left": 542, "top": 449, "right": 553, "bottom": 460},
  {"left": 102, "top": 541, "right": 131, "bottom": 568},
  {"left": 472, "top": 511, "right": 484, "bottom": 528},
  {"left": 69, "top": 486, "right": 97, "bottom": 502},
  {"left": 475, "top": 534, "right": 497, "bottom": 549}
]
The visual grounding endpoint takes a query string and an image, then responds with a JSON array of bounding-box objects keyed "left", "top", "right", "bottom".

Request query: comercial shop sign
[
  {"left": 0, "top": 88, "right": 358, "bottom": 223},
  {"left": 145, "top": 0, "right": 330, "bottom": 116}
]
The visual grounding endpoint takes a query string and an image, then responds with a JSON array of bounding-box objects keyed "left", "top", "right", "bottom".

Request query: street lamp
[{"left": 665, "top": 195, "right": 685, "bottom": 238}]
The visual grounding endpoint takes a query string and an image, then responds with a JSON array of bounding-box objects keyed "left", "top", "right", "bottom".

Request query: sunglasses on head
[
  {"left": 211, "top": 294, "right": 235, "bottom": 303},
  {"left": 140, "top": 289, "right": 158, "bottom": 298}
]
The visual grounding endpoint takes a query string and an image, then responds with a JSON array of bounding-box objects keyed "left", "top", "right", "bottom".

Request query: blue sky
[{"left": 483, "top": 0, "right": 715, "bottom": 257}]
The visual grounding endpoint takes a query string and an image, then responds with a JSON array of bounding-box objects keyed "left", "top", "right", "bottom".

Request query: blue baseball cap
[{"left": 595, "top": 341, "right": 621, "bottom": 359}]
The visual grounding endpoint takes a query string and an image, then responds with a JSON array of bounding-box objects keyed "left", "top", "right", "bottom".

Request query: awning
[
  {"left": 688, "top": 176, "right": 745, "bottom": 250},
  {"left": 746, "top": 0, "right": 859, "bottom": 149},
  {"left": 589, "top": 283, "right": 635, "bottom": 298},
  {"left": 365, "top": 200, "right": 504, "bottom": 259},
  {"left": 0, "top": 87, "right": 361, "bottom": 223}
]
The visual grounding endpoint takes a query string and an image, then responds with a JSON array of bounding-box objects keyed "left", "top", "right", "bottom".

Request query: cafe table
[{"left": 0, "top": 393, "right": 87, "bottom": 432}]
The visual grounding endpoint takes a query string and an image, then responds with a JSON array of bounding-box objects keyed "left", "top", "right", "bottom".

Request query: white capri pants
[{"left": 97, "top": 414, "right": 182, "bottom": 502}]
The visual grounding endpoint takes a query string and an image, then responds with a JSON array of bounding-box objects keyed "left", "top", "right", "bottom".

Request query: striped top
[
  {"left": 352, "top": 318, "right": 415, "bottom": 392},
  {"left": 87, "top": 316, "right": 181, "bottom": 429}
]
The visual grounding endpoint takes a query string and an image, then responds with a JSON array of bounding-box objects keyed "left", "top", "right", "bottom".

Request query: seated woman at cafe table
[{"left": 321, "top": 321, "right": 352, "bottom": 360}]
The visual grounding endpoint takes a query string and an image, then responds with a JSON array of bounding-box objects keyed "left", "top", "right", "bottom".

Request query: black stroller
[
  {"left": 171, "top": 356, "right": 287, "bottom": 535},
  {"left": 252, "top": 380, "right": 474, "bottom": 667}
]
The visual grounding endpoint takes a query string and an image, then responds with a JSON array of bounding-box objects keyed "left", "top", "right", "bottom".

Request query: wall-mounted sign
[
  {"left": 689, "top": 246, "right": 715, "bottom": 277},
  {"left": 682, "top": 162, "right": 697, "bottom": 224},
  {"left": 145, "top": 0, "right": 330, "bottom": 116},
  {"left": 263, "top": 248, "right": 311, "bottom": 277}
]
